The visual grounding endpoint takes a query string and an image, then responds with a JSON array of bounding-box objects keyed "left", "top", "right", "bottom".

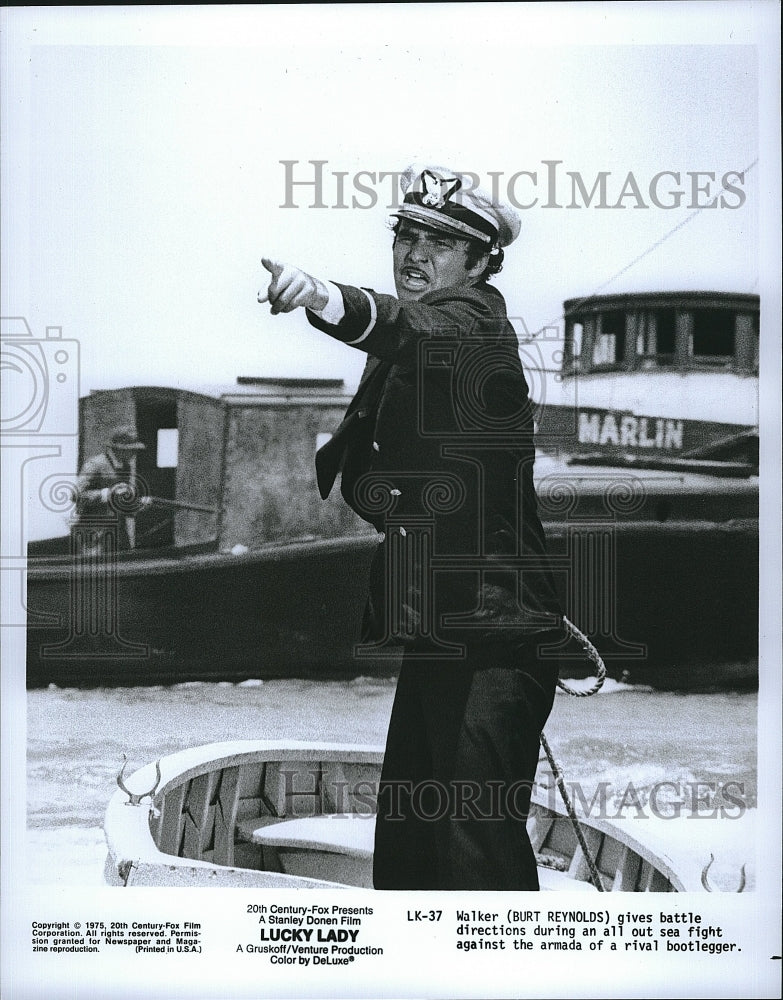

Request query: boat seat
[
  {"left": 243, "top": 813, "right": 376, "bottom": 858},
  {"left": 538, "top": 867, "right": 598, "bottom": 891},
  {"left": 240, "top": 814, "right": 375, "bottom": 888},
  {"left": 235, "top": 815, "right": 290, "bottom": 843},
  {"left": 241, "top": 814, "right": 600, "bottom": 890}
]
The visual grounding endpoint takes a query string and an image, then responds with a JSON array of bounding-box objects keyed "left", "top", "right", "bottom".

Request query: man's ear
[{"left": 466, "top": 254, "right": 489, "bottom": 280}]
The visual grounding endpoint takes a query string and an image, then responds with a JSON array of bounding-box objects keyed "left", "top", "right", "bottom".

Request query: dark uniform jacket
[{"left": 309, "top": 280, "right": 562, "bottom": 649}]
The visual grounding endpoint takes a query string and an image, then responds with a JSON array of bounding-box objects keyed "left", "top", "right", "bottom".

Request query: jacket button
[
  {"left": 372, "top": 441, "right": 380, "bottom": 452},
  {"left": 399, "top": 526, "right": 407, "bottom": 537},
  {"left": 390, "top": 488, "right": 401, "bottom": 496}
]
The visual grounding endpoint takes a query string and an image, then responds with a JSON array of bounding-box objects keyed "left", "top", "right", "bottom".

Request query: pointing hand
[{"left": 258, "top": 257, "right": 329, "bottom": 314}]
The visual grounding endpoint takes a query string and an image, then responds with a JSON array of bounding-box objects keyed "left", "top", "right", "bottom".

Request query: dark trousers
[{"left": 373, "top": 634, "right": 560, "bottom": 890}]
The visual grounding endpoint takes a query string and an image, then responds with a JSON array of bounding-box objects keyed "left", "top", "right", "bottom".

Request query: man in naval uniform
[{"left": 258, "top": 164, "right": 563, "bottom": 890}]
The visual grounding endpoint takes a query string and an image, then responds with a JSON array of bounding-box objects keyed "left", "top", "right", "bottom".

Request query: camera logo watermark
[
  {"left": 1, "top": 316, "right": 147, "bottom": 670},
  {"left": 1, "top": 318, "right": 79, "bottom": 436}
]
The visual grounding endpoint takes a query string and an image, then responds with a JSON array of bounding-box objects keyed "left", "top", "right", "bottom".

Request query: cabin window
[
  {"left": 636, "top": 309, "right": 676, "bottom": 366},
  {"left": 156, "top": 428, "right": 179, "bottom": 468},
  {"left": 570, "top": 322, "right": 584, "bottom": 369},
  {"left": 690, "top": 308, "right": 735, "bottom": 359},
  {"left": 734, "top": 311, "right": 759, "bottom": 371},
  {"left": 592, "top": 311, "right": 625, "bottom": 367}
]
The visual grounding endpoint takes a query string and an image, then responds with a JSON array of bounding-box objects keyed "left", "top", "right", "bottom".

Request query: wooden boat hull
[
  {"left": 104, "top": 740, "right": 703, "bottom": 891},
  {"left": 26, "top": 511, "right": 758, "bottom": 690},
  {"left": 26, "top": 535, "right": 385, "bottom": 687}
]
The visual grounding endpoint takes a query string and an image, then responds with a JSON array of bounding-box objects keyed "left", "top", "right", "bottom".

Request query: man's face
[{"left": 393, "top": 222, "right": 487, "bottom": 301}]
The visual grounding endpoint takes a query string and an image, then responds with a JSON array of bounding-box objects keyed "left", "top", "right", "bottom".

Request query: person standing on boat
[
  {"left": 72, "top": 426, "right": 151, "bottom": 554},
  {"left": 257, "top": 164, "right": 563, "bottom": 891}
]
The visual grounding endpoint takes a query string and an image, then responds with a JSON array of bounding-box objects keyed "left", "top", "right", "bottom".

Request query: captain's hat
[{"left": 392, "top": 164, "right": 521, "bottom": 248}]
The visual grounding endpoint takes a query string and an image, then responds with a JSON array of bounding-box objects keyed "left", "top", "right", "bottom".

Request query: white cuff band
[
  {"left": 345, "top": 288, "right": 377, "bottom": 345},
  {"left": 311, "top": 281, "right": 346, "bottom": 325}
]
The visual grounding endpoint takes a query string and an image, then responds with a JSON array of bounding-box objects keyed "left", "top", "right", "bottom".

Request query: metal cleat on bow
[
  {"left": 701, "top": 853, "right": 747, "bottom": 893},
  {"left": 116, "top": 753, "right": 162, "bottom": 808}
]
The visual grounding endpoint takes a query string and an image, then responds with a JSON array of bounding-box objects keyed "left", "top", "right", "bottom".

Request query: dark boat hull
[
  {"left": 26, "top": 517, "right": 758, "bottom": 690},
  {"left": 26, "top": 536, "right": 388, "bottom": 687}
]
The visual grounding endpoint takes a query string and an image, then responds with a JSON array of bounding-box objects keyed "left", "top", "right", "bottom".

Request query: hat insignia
[{"left": 418, "top": 170, "right": 462, "bottom": 209}]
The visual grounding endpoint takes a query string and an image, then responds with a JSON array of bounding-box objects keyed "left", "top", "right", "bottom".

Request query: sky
[{"left": 1, "top": 4, "right": 775, "bottom": 400}]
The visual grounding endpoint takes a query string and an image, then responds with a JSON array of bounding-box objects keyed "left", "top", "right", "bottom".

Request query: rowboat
[{"left": 104, "top": 740, "right": 704, "bottom": 892}]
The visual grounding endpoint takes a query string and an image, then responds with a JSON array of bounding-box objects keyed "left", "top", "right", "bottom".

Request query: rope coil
[
  {"left": 538, "top": 614, "right": 609, "bottom": 892},
  {"left": 556, "top": 615, "right": 606, "bottom": 696}
]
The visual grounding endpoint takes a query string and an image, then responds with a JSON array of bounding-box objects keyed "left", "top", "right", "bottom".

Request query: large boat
[
  {"left": 103, "top": 740, "right": 707, "bottom": 891},
  {"left": 532, "top": 290, "right": 758, "bottom": 466},
  {"left": 26, "top": 292, "right": 759, "bottom": 690},
  {"left": 528, "top": 290, "right": 759, "bottom": 689}
]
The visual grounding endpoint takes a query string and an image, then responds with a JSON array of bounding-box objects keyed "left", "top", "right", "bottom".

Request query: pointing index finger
[
  {"left": 259, "top": 256, "right": 285, "bottom": 303},
  {"left": 261, "top": 257, "right": 285, "bottom": 278}
]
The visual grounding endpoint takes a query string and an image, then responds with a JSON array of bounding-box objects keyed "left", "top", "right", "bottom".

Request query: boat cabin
[
  {"left": 535, "top": 292, "right": 759, "bottom": 462},
  {"left": 77, "top": 378, "right": 365, "bottom": 553},
  {"left": 561, "top": 291, "right": 759, "bottom": 376}
]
